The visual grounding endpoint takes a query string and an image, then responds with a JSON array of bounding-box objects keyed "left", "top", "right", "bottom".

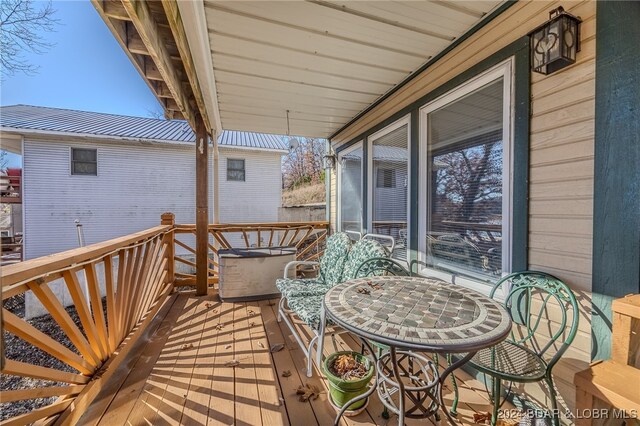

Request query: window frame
[
  {"left": 337, "top": 140, "right": 364, "bottom": 234},
  {"left": 418, "top": 58, "right": 514, "bottom": 294},
  {"left": 226, "top": 158, "right": 246, "bottom": 182},
  {"left": 70, "top": 147, "right": 98, "bottom": 176},
  {"left": 367, "top": 115, "right": 411, "bottom": 260}
]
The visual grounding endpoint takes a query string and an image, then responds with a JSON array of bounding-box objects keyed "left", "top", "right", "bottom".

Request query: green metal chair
[
  {"left": 354, "top": 257, "right": 410, "bottom": 278},
  {"left": 469, "top": 271, "right": 580, "bottom": 426}
]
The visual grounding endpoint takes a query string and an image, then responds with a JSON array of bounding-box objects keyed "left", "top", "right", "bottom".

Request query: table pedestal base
[
  {"left": 377, "top": 350, "right": 440, "bottom": 419},
  {"left": 333, "top": 340, "right": 477, "bottom": 426}
]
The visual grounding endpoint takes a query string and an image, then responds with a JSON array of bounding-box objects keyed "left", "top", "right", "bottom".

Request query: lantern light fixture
[
  {"left": 529, "top": 6, "right": 581, "bottom": 75},
  {"left": 323, "top": 153, "right": 337, "bottom": 170}
]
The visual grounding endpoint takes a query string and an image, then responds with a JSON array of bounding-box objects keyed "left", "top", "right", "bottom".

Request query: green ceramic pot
[{"left": 322, "top": 351, "right": 374, "bottom": 410}]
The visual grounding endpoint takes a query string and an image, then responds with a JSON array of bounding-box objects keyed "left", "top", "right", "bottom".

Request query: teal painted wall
[{"left": 591, "top": 1, "right": 640, "bottom": 361}]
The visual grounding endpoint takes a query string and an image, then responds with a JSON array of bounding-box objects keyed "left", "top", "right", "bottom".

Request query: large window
[
  {"left": 419, "top": 61, "right": 512, "bottom": 285},
  {"left": 338, "top": 142, "right": 363, "bottom": 233},
  {"left": 71, "top": 148, "right": 97, "bottom": 176},
  {"left": 369, "top": 118, "right": 409, "bottom": 260}
]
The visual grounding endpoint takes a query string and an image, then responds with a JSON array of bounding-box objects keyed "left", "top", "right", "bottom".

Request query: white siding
[
  {"left": 23, "top": 138, "right": 283, "bottom": 259},
  {"left": 217, "top": 148, "right": 283, "bottom": 224}
]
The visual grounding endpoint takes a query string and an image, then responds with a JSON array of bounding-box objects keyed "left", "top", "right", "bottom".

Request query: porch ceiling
[
  {"left": 202, "top": 1, "right": 505, "bottom": 138},
  {"left": 94, "top": 1, "right": 506, "bottom": 139}
]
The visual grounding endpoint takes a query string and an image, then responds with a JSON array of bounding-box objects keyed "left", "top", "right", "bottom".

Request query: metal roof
[{"left": 0, "top": 105, "right": 288, "bottom": 151}]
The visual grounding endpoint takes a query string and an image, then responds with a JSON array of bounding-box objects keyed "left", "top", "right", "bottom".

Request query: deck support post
[{"left": 195, "top": 113, "right": 209, "bottom": 296}]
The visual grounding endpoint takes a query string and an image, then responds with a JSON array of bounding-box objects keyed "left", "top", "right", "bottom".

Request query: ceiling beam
[
  {"left": 161, "top": 0, "right": 211, "bottom": 132},
  {"left": 102, "top": 0, "right": 129, "bottom": 20},
  {"left": 92, "top": 1, "right": 171, "bottom": 117},
  {"left": 121, "top": 0, "right": 197, "bottom": 128}
]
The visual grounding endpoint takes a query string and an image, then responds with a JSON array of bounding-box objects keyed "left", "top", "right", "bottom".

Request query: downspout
[
  {"left": 325, "top": 139, "right": 331, "bottom": 229},
  {"left": 212, "top": 130, "right": 220, "bottom": 224}
]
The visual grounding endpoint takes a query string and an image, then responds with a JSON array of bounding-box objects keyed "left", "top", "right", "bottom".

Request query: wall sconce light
[
  {"left": 323, "top": 153, "right": 337, "bottom": 170},
  {"left": 529, "top": 6, "right": 581, "bottom": 75}
]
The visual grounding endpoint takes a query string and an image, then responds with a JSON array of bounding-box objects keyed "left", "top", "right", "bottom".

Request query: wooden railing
[
  {"left": 0, "top": 215, "right": 329, "bottom": 424},
  {"left": 1, "top": 225, "right": 172, "bottom": 425},
  {"left": 171, "top": 220, "right": 329, "bottom": 287}
]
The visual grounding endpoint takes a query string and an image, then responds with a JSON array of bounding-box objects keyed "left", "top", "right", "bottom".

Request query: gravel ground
[{"left": 1, "top": 295, "right": 86, "bottom": 421}]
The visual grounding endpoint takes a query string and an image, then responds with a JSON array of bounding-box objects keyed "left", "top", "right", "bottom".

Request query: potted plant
[{"left": 323, "top": 351, "right": 374, "bottom": 413}]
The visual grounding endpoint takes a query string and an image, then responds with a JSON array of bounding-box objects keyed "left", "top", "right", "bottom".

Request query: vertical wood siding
[{"left": 330, "top": 0, "right": 596, "bottom": 416}]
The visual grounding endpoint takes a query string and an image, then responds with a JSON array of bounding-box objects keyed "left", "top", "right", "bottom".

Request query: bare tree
[
  {"left": 0, "top": 0, "right": 58, "bottom": 78},
  {"left": 282, "top": 138, "right": 325, "bottom": 190},
  {"left": 146, "top": 105, "right": 166, "bottom": 120}
]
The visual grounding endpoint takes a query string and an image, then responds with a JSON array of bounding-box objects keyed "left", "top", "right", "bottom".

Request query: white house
[{"left": 0, "top": 105, "right": 287, "bottom": 260}]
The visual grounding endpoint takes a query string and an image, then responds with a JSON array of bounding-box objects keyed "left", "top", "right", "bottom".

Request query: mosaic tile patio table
[{"left": 322, "top": 276, "right": 512, "bottom": 426}]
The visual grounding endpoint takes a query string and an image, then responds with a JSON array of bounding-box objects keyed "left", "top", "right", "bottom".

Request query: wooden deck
[{"left": 78, "top": 291, "right": 504, "bottom": 426}]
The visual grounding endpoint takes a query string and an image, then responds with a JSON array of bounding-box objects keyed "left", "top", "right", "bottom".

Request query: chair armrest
[
  {"left": 363, "top": 233, "right": 396, "bottom": 254},
  {"left": 284, "top": 260, "right": 320, "bottom": 278}
]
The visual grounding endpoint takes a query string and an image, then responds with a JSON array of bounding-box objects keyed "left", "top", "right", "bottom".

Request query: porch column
[{"left": 195, "top": 113, "right": 209, "bottom": 296}]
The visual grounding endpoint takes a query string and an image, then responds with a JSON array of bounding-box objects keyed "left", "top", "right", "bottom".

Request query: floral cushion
[
  {"left": 318, "top": 232, "right": 352, "bottom": 287},
  {"left": 286, "top": 294, "right": 324, "bottom": 329},
  {"left": 275, "top": 277, "right": 331, "bottom": 298},
  {"left": 342, "top": 238, "right": 390, "bottom": 280}
]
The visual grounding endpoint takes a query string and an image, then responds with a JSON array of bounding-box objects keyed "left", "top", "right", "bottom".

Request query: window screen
[
  {"left": 227, "top": 158, "right": 245, "bottom": 181},
  {"left": 339, "top": 144, "right": 362, "bottom": 233},
  {"left": 371, "top": 124, "right": 408, "bottom": 260},
  {"left": 71, "top": 148, "right": 97, "bottom": 175},
  {"left": 426, "top": 79, "right": 504, "bottom": 282}
]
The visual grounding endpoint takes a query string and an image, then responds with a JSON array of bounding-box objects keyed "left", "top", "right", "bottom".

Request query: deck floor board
[{"left": 95, "top": 292, "right": 506, "bottom": 425}]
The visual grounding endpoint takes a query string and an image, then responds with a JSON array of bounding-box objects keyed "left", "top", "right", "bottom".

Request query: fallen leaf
[
  {"left": 248, "top": 309, "right": 255, "bottom": 315},
  {"left": 258, "top": 342, "right": 265, "bottom": 349},
  {"left": 278, "top": 397, "right": 285, "bottom": 406},
  {"left": 270, "top": 343, "right": 285, "bottom": 353},
  {"left": 205, "top": 302, "right": 214, "bottom": 308},
  {"left": 215, "top": 323, "right": 225, "bottom": 330},
  {"left": 225, "top": 359, "right": 240, "bottom": 367},
  {"left": 356, "top": 287, "right": 371, "bottom": 295},
  {"left": 296, "top": 384, "right": 320, "bottom": 402},
  {"left": 496, "top": 420, "right": 518, "bottom": 426},
  {"left": 225, "top": 344, "right": 232, "bottom": 349},
  {"left": 249, "top": 321, "right": 256, "bottom": 326},
  {"left": 281, "top": 370, "right": 292, "bottom": 377},
  {"left": 473, "top": 412, "right": 491, "bottom": 424},
  {"left": 367, "top": 282, "right": 382, "bottom": 290},
  {"left": 181, "top": 343, "right": 194, "bottom": 350}
]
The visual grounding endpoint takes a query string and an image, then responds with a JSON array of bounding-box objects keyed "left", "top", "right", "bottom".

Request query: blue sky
[{"left": 1, "top": 1, "right": 162, "bottom": 167}]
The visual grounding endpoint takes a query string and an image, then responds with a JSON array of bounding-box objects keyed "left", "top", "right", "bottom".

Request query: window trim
[
  {"left": 70, "top": 147, "right": 98, "bottom": 176},
  {"left": 417, "top": 58, "right": 514, "bottom": 294},
  {"left": 226, "top": 158, "right": 246, "bottom": 182},
  {"left": 337, "top": 140, "right": 364, "bottom": 233},
  {"left": 367, "top": 115, "right": 411, "bottom": 259}
]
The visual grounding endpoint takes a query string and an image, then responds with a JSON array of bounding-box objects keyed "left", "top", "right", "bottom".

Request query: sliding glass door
[{"left": 368, "top": 117, "right": 410, "bottom": 260}]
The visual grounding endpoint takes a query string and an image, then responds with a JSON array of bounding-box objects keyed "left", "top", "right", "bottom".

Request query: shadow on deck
[{"left": 79, "top": 292, "right": 502, "bottom": 426}]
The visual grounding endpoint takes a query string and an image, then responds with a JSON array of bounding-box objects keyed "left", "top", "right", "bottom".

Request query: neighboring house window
[
  {"left": 338, "top": 142, "right": 363, "bottom": 233},
  {"left": 227, "top": 158, "right": 245, "bottom": 181},
  {"left": 376, "top": 168, "right": 395, "bottom": 188},
  {"left": 71, "top": 148, "right": 97, "bottom": 176},
  {"left": 419, "top": 61, "right": 513, "bottom": 285}
]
